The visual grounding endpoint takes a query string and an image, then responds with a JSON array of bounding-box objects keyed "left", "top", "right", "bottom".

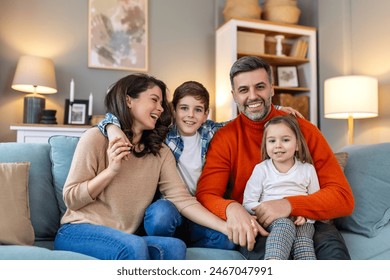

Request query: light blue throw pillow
[
  {"left": 336, "top": 143, "right": 390, "bottom": 237},
  {"left": 48, "top": 135, "right": 80, "bottom": 217}
]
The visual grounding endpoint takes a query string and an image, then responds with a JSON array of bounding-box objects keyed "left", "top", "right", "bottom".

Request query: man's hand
[
  {"left": 226, "top": 202, "right": 268, "bottom": 251},
  {"left": 252, "top": 199, "right": 292, "bottom": 228}
]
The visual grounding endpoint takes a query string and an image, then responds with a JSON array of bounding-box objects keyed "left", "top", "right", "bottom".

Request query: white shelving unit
[{"left": 215, "top": 18, "right": 317, "bottom": 125}]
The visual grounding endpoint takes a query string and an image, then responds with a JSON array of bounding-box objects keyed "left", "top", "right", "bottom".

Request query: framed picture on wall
[
  {"left": 64, "top": 99, "right": 89, "bottom": 125},
  {"left": 276, "top": 66, "right": 299, "bottom": 87},
  {"left": 88, "top": 0, "right": 148, "bottom": 71}
]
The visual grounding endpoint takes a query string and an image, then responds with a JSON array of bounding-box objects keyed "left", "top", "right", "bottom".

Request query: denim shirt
[{"left": 166, "top": 120, "right": 227, "bottom": 165}]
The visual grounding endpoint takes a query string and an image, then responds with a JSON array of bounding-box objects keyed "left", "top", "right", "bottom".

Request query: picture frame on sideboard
[{"left": 64, "top": 99, "right": 89, "bottom": 125}]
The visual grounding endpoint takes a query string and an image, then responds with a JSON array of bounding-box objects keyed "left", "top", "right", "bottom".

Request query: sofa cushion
[
  {"left": 0, "top": 245, "right": 96, "bottom": 260},
  {"left": 340, "top": 222, "right": 390, "bottom": 260},
  {"left": 48, "top": 136, "right": 80, "bottom": 217},
  {"left": 334, "top": 152, "right": 348, "bottom": 171},
  {"left": 186, "top": 247, "right": 246, "bottom": 260},
  {"left": 0, "top": 162, "right": 34, "bottom": 245},
  {"left": 0, "top": 143, "right": 60, "bottom": 241},
  {"left": 336, "top": 143, "right": 390, "bottom": 237}
]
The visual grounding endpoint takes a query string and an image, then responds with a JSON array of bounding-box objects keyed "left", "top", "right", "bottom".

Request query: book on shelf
[{"left": 289, "top": 39, "right": 308, "bottom": 58}]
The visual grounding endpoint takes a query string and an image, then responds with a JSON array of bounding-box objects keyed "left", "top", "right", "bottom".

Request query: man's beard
[{"left": 237, "top": 98, "right": 272, "bottom": 121}]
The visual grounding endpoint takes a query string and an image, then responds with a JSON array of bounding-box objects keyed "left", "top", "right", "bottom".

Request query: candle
[
  {"left": 88, "top": 92, "right": 93, "bottom": 116},
  {"left": 70, "top": 79, "right": 75, "bottom": 103}
]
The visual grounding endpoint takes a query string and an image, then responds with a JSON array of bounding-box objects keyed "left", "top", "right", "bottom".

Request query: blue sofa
[
  {"left": 0, "top": 135, "right": 244, "bottom": 260},
  {"left": 0, "top": 136, "right": 389, "bottom": 260}
]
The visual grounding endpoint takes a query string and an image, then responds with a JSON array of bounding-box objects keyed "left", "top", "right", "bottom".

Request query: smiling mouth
[
  {"left": 151, "top": 113, "right": 159, "bottom": 120},
  {"left": 246, "top": 101, "right": 263, "bottom": 109},
  {"left": 184, "top": 120, "right": 196, "bottom": 125}
]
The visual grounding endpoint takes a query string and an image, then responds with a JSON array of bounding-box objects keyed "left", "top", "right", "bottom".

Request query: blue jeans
[
  {"left": 54, "top": 223, "right": 186, "bottom": 260},
  {"left": 144, "top": 199, "right": 236, "bottom": 250}
]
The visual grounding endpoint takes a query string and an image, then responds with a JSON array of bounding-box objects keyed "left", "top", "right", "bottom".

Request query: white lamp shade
[
  {"left": 324, "top": 75, "right": 378, "bottom": 119},
  {"left": 12, "top": 55, "right": 57, "bottom": 94}
]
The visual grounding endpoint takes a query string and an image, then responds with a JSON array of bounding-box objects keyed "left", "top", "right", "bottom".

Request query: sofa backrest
[
  {"left": 0, "top": 136, "right": 81, "bottom": 242},
  {"left": 0, "top": 142, "right": 60, "bottom": 241},
  {"left": 336, "top": 143, "right": 390, "bottom": 238}
]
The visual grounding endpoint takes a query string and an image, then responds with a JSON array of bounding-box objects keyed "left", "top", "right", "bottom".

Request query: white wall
[{"left": 319, "top": 0, "right": 390, "bottom": 151}]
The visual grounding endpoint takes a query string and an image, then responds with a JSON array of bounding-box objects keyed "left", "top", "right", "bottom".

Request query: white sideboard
[{"left": 10, "top": 124, "right": 91, "bottom": 143}]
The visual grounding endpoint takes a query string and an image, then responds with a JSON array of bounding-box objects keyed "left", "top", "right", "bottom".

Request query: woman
[{"left": 54, "top": 73, "right": 229, "bottom": 260}]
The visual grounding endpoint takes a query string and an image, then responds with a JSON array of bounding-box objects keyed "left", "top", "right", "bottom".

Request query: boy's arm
[
  {"left": 97, "top": 113, "right": 121, "bottom": 137},
  {"left": 276, "top": 106, "right": 304, "bottom": 118}
]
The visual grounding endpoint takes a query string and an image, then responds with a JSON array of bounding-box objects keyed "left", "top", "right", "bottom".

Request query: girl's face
[
  {"left": 127, "top": 85, "right": 164, "bottom": 134},
  {"left": 174, "top": 95, "right": 208, "bottom": 137},
  {"left": 265, "top": 122, "right": 298, "bottom": 169}
]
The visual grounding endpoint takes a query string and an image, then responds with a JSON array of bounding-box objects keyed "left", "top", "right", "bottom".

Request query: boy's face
[{"left": 174, "top": 95, "right": 208, "bottom": 137}]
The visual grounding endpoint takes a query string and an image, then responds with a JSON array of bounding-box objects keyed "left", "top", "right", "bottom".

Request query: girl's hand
[
  {"left": 280, "top": 106, "right": 304, "bottom": 119},
  {"left": 107, "top": 137, "right": 131, "bottom": 173},
  {"left": 294, "top": 216, "right": 307, "bottom": 226}
]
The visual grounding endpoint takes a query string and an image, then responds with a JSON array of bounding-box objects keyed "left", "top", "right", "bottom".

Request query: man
[{"left": 196, "top": 56, "right": 354, "bottom": 259}]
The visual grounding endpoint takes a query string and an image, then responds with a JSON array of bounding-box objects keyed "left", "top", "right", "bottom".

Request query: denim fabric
[
  {"left": 143, "top": 199, "right": 236, "bottom": 250},
  {"left": 54, "top": 223, "right": 186, "bottom": 260}
]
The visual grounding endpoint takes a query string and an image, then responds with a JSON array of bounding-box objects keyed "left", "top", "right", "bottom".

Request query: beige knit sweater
[{"left": 61, "top": 127, "right": 198, "bottom": 234}]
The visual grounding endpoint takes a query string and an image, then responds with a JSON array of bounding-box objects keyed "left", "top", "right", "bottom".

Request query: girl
[{"left": 243, "top": 115, "right": 319, "bottom": 260}]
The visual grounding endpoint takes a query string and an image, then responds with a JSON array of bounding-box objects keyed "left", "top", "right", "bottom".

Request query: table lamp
[
  {"left": 324, "top": 75, "right": 378, "bottom": 144},
  {"left": 12, "top": 55, "right": 57, "bottom": 123}
]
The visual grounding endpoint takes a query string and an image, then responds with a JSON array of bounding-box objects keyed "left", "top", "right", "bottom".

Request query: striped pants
[{"left": 264, "top": 217, "right": 316, "bottom": 260}]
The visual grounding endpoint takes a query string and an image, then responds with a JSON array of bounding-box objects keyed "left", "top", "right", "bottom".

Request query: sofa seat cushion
[
  {"left": 0, "top": 143, "right": 60, "bottom": 241},
  {"left": 186, "top": 247, "right": 245, "bottom": 260},
  {"left": 0, "top": 245, "right": 96, "bottom": 260},
  {"left": 340, "top": 222, "right": 390, "bottom": 260},
  {"left": 0, "top": 162, "right": 34, "bottom": 245},
  {"left": 336, "top": 143, "right": 390, "bottom": 237}
]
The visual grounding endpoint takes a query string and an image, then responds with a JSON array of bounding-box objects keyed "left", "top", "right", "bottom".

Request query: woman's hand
[
  {"left": 107, "top": 125, "right": 132, "bottom": 160},
  {"left": 108, "top": 137, "right": 131, "bottom": 173}
]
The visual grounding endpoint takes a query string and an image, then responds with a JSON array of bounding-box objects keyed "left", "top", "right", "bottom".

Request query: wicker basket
[
  {"left": 264, "top": 0, "right": 297, "bottom": 8},
  {"left": 263, "top": 5, "right": 301, "bottom": 24},
  {"left": 223, "top": 0, "right": 262, "bottom": 22}
]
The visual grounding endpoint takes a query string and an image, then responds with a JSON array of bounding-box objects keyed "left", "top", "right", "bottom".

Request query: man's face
[{"left": 231, "top": 68, "right": 274, "bottom": 121}]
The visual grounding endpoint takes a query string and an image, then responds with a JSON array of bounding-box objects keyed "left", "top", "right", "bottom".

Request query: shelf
[
  {"left": 238, "top": 53, "right": 309, "bottom": 66},
  {"left": 215, "top": 18, "right": 317, "bottom": 125},
  {"left": 273, "top": 86, "right": 310, "bottom": 93}
]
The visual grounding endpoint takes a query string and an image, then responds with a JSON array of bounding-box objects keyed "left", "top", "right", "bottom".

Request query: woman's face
[{"left": 127, "top": 85, "right": 165, "bottom": 134}]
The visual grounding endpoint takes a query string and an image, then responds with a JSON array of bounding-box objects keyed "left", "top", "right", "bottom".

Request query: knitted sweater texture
[{"left": 61, "top": 128, "right": 198, "bottom": 233}]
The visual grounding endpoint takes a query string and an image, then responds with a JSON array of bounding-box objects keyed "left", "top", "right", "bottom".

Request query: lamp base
[
  {"left": 40, "top": 109, "right": 57, "bottom": 124},
  {"left": 24, "top": 94, "right": 45, "bottom": 123}
]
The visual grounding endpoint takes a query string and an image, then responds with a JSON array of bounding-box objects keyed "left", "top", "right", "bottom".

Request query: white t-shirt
[
  {"left": 177, "top": 132, "right": 202, "bottom": 196},
  {"left": 243, "top": 158, "right": 320, "bottom": 222}
]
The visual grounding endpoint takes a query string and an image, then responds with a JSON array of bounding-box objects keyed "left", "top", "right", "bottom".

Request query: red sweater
[{"left": 196, "top": 107, "right": 354, "bottom": 221}]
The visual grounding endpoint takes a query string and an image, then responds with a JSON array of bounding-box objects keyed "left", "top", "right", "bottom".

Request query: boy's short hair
[{"left": 172, "top": 81, "right": 210, "bottom": 111}]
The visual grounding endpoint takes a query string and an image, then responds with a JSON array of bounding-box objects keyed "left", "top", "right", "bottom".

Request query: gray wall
[
  {"left": 2, "top": 0, "right": 389, "bottom": 151},
  {"left": 319, "top": 0, "right": 390, "bottom": 151},
  {"left": 0, "top": 0, "right": 218, "bottom": 142}
]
